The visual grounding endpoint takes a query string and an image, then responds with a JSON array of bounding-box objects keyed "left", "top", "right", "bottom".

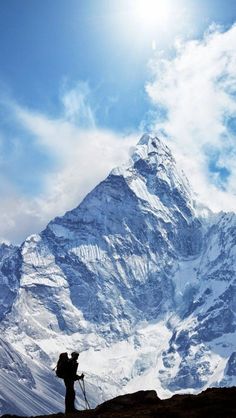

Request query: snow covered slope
[{"left": 0, "top": 134, "right": 235, "bottom": 415}]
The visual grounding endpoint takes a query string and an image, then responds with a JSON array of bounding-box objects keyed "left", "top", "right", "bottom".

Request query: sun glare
[{"left": 134, "top": 0, "right": 172, "bottom": 28}]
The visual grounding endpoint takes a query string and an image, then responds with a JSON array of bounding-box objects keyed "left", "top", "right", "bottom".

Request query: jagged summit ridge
[
  {"left": 0, "top": 134, "right": 235, "bottom": 416},
  {"left": 136, "top": 133, "right": 174, "bottom": 161},
  {"left": 113, "top": 134, "right": 190, "bottom": 189}
]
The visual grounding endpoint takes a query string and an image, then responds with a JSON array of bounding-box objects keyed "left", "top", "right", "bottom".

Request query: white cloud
[
  {"left": 0, "top": 87, "right": 137, "bottom": 244},
  {"left": 61, "top": 81, "right": 96, "bottom": 127},
  {"left": 146, "top": 24, "right": 236, "bottom": 211}
]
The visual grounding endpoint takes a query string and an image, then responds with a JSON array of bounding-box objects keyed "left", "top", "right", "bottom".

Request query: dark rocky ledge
[{"left": 2, "top": 387, "right": 236, "bottom": 418}]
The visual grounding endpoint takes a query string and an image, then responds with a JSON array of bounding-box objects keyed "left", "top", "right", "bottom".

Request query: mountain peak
[
  {"left": 112, "top": 134, "right": 175, "bottom": 178},
  {"left": 138, "top": 133, "right": 157, "bottom": 145},
  {"left": 138, "top": 133, "right": 162, "bottom": 148},
  {"left": 137, "top": 133, "right": 172, "bottom": 153},
  {"left": 111, "top": 133, "right": 192, "bottom": 214},
  {"left": 131, "top": 134, "right": 174, "bottom": 169}
]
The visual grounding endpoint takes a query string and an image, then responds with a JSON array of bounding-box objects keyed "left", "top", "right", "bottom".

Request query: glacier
[{"left": 0, "top": 134, "right": 235, "bottom": 415}]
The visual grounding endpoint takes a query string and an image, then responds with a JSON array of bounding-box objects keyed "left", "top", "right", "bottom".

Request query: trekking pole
[
  {"left": 82, "top": 378, "right": 91, "bottom": 409},
  {"left": 79, "top": 380, "right": 90, "bottom": 410},
  {"left": 78, "top": 378, "right": 91, "bottom": 410},
  {"left": 78, "top": 380, "right": 87, "bottom": 410}
]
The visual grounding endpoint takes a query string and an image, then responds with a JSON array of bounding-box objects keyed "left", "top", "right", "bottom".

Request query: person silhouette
[{"left": 64, "top": 351, "right": 84, "bottom": 413}]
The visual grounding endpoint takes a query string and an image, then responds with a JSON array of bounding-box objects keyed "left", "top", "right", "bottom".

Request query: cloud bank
[{"left": 146, "top": 24, "right": 236, "bottom": 212}]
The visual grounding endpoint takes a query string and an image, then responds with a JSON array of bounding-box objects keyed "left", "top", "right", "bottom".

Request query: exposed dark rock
[
  {"left": 95, "top": 390, "right": 159, "bottom": 413},
  {"left": 226, "top": 352, "right": 236, "bottom": 376},
  {"left": 2, "top": 387, "right": 236, "bottom": 418}
]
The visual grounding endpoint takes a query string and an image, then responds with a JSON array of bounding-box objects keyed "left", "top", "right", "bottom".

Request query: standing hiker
[
  {"left": 56, "top": 351, "right": 84, "bottom": 413},
  {"left": 64, "top": 352, "right": 84, "bottom": 413}
]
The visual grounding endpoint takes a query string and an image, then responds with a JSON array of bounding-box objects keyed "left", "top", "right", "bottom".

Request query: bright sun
[{"left": 134, "top": 0, "right": 172, "bottom": 28}]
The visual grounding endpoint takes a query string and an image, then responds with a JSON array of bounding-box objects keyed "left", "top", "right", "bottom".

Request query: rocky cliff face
[
  {"left": 0, "top": 243, "right": 21, "bottom": 320},
  {"left": 0, "top": 135, "right": 235, "bottom": 415}
]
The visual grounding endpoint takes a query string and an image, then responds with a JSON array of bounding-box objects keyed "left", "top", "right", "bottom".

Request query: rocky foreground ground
[{"left": 2, "top": 387, "right": 236, "bottom": 418}]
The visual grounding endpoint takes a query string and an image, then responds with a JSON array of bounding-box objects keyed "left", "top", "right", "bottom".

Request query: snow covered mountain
[{"left": 0, "top": 134, "right": 235, "bottom": 415}]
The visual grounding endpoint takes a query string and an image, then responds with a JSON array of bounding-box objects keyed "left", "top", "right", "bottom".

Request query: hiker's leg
[{"left": 64, "top": 379, "right": 75, "bottom": 412}]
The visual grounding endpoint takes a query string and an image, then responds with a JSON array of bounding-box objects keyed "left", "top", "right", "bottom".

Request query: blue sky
[
  {"left": 1, "top": 0, "right": 235, "bottom": 131},
  {"left": 0, "top": 0, "right": 236, "bottom": 243}
]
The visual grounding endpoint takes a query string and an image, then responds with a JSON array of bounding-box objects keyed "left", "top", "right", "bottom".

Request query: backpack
[{"left": 55, "top": 352, "right": 69, "bottom": 378}]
